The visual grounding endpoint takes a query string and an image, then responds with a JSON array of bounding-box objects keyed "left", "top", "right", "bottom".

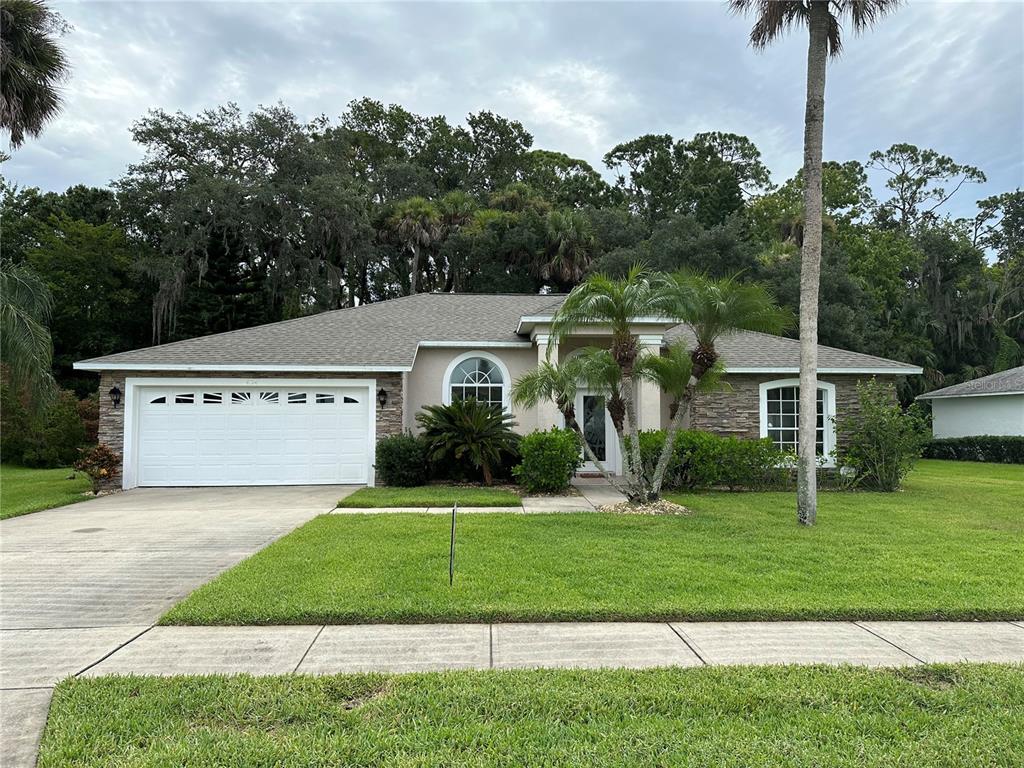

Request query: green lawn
[
  {"left": 0, "top": 464, "right": 92, "bottom": 520},
  {"left": 40, "top": 665, "right": 1024, "bottom": 767},
  {"left": 338, "top": 484, "right": 521, "bottom": 508},
  {"left": 163, "top": 460, "right": 1023, "bottom": 625}
]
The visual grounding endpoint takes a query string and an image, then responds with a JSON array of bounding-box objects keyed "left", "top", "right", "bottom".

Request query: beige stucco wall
[{"left": 404, "top": 346, "right": 540, "bottom": 434}]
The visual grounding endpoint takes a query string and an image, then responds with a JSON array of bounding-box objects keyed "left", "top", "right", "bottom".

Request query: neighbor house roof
[
  {"left": 916, "top": 366, "right": 1024, "bottom": 399},
  {"left": 75, "top": 292, "right": 921, "bottom": 375}
]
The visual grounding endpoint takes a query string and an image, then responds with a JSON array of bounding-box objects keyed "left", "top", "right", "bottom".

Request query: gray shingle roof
[
  {"left": 75, "top": 293, "right": 920, "bottom": 374},
  {"left": 664, "top": 326, "right": 921, "bottom": 373},
  {"left": 916, "top": 366, "right": 1024, "bottom": 399}
]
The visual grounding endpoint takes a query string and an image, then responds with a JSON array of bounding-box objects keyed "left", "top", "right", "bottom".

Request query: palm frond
[{"left": 0, "top": 259, "right": 56, "bottom": 406}]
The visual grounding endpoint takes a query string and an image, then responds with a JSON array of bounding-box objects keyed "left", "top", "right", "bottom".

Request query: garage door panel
[{"left": 134, "top": 384, "right": 370, "bottom": 486}]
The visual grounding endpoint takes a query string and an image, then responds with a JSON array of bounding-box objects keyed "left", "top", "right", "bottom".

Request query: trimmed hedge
[
  {"left": 639, "top": 429, "right": 791, "bottom": 491},
  {"left": 374, "top": 433, "right": 429, "bottom": 487},
  {"left": 513, "top": 428, "right": 581, "bottom": 493},
  {"left": 922, "top": 435, "right": 1024, "bottom": 464}
]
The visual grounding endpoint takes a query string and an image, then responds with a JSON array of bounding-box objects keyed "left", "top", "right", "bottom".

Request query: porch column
[
  {"left": 635, "top": 335, "right": 663, "bottom": 431},
  {"left": 534, "top": 333, "right": 562, "bottom": 429}
]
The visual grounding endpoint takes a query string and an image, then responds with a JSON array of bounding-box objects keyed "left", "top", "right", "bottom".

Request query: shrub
[
  {"left": 834, "top": 379, "right": 929, "bottom": 491},
  {"left": 513, "top": 428, "right": 581, "bottom": 493},
  {"left": 639, "top": 429, "right": 790, "bottom": 491},
  {"left": 374, "top": 433, "right": 429, "bottom": 487},
  {"left": 922, "top": 435, "right": 1024, "bottom": 464},
  {"left": 0, "top": 387, "right": 87, "bottom": 468},
  {"left": 416, "top": 400, "right": 520, "bottom": 486},
  {"left": 74, "top": 443, "right": 122, "bottom": 493}
]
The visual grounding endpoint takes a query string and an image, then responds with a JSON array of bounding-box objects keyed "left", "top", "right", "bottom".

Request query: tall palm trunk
[
  {"left": 409, "top": 244, "right": 420, "bottom": 295},
  {"left": 796, "top": 0, "right": 829, "bottom": 526},
  {"left": 650, "top": 394, "right": 689, "bottom": 498}
]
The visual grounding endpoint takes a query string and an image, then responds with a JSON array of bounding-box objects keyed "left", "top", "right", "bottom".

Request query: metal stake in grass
[{"left": 449, "top": 502, "right": 457, "bottom": 586}]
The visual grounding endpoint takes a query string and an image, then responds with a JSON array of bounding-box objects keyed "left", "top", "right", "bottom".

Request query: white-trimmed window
[
  {"left": 758, "top": 379, "right": 837, "bottom": 464},
  {"left": 443, "top": 352, "right": 510, "bottom": 409}
]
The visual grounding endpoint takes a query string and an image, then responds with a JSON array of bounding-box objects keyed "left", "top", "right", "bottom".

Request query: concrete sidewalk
[{"left": 30, "top": 620, "right": 1022, "bottom": 678}]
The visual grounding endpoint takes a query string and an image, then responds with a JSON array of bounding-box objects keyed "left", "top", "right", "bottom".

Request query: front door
[{"left": 576, "top": 391, "right": 619, "bottom": 474}]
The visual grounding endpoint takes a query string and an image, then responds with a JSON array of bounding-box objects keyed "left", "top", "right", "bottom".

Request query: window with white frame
[
  {"left": 446, "top": 355, "right": 505, "bottom": 408},
  {"left": 759, "top": 380, "right": 836, "bottom": 460}
]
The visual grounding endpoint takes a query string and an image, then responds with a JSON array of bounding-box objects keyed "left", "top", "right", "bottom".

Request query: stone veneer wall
[
  {"left": 690, "top": 373, "right": 897, "bottom": 443},
  {"left": 95, "top": 370, "right": 403, "bottom": 487}
]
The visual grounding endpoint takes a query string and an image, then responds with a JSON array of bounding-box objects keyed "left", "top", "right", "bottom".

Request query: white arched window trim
[
  {"left": 758, "top": 378, "right": 838, "bottom": 467},
  {"left": 441, "top": 350, "right": 512, "bottom": 411}
]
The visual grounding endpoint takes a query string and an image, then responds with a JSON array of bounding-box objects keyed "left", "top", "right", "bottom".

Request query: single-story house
[
  {"left": 917, "top": 366, "right": 1024, "bottom": 438},
  {"left": 74, "top": 293, "right": 921, "bottom": 488}
]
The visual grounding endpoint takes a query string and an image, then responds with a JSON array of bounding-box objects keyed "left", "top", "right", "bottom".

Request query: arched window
[
  {"left": 443, "top": 352, "right": 508, "bottom": 409},
  {"left": 758, "top": 379, "right": 837, "bottom": 464}
]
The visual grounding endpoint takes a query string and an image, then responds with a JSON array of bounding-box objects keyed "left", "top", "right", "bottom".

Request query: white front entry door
[
  {"left": 575, "top": 390, "right": 620, "bottom": 474},
  {"left": 133, "top": 384, "right": 371, "bottom": 486}
]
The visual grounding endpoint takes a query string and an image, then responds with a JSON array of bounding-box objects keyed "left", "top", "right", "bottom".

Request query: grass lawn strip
[
  {"left": 39, "top": 665, "right": 1024, "bottom": 767},
  {"left": 162, "top": 461, "right": 1023, "bottom": 625},
  {"left": 0, "top": 465, "right": 92, "bottom": 520},
  {"left": 338, "top": 484, "right": 521, "bottom": 508}
]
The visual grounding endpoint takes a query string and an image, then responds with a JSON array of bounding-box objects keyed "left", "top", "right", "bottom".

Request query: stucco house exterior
[
  {"left": 917, "top": 366, "right": 1024, "bottom": 438},
  {"left": 74, "top": 293, "right": 921, "bottom": 488}
]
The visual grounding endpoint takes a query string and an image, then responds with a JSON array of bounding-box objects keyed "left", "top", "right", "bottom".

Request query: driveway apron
[{"left": 0, "top": 485, "right": 351, "bottom": 767}]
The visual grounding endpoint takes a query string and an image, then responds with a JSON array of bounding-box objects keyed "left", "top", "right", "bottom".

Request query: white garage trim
[{"left": 122, "top": 377, "right": 377, "bottom": 489}]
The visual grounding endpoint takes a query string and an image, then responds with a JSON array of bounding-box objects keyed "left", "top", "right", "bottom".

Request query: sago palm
[
  {"left": 729, "top": 0, "right": 901, "bottom": 526},
  {"left": 416, "top": 399, "right": 519, "bottom": 486},
  {"left": 0, "top": 0, "right": 69, "bottom": 148}
]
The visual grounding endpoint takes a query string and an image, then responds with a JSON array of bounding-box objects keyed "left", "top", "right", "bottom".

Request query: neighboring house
[
  {"left": 917, "top": 366, "right": 1024, "bottom": 438},
  {"left": 74, "top": 293, "right": 921, "bottom": 488}
]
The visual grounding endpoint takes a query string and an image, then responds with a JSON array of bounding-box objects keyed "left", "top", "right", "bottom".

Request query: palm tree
[
  {"left": 635, "top": 343, "right": 723, "bottom": 497},
  {"left": 729, "top": 0, "right": 901, "bottom": 525},
  {"left": 670, "top": 271, "right": 793, "bottom": 383},
  {"left": 0, "top": 259, "right": 56, "bottom": 409},
  {"left": 388, "top": 197, "right": 440, "bottom": 295},
  {"left": 539, "top": 209, "right": 595, "bottom": 291},
  {"left": 0, "top": 0, "right": 70, "bottom": 149},
  {"left": 549, "top": 265, "right": 678, "bottom": 498}
]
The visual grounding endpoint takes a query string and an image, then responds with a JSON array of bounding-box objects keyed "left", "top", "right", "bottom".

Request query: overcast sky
[{"left": 4, "top": 0, "right": 1023, "bottom": 219}]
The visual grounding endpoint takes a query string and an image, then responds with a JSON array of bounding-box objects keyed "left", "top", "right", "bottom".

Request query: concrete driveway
[{"left": 0, "top": 485, "right": 354, "bottom": 767}]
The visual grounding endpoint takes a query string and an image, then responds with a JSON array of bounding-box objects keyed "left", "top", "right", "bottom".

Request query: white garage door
[{"left": 134, "top": 384, "right": 370, "bottom": 486}]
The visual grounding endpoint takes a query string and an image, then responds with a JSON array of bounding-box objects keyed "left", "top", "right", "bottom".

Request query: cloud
[{"left": 2, "top": 0, "right": 1020, "bottom": 221}]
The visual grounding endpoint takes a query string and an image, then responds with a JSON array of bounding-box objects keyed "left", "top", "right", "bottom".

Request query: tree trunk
[
  {"left": 650, "top": 393, "right": 690, "bottom": 498},
  {"left": 409, "top": 244, "right": 419, "bottom": 295},
  {"left": 619, "top": 373, "right": 647, "bottom": 501},
  {"left": 796, "top": 1, "right": 829, "bottom": 527}
]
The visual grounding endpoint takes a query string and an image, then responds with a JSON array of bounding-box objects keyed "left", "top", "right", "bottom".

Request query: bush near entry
[
  {"left": 639, "top": 430, "right": 790, "bottom": 491},
  {"left": 513, "top": 428, "right": 581, "bottom": 493},
  {"left": 374, "top": 433, "right": 429, "bottom": 487}
]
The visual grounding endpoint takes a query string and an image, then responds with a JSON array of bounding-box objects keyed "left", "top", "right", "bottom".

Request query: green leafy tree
[
  {"left": 868, "top": 143, "right": 986, "bottom": 230},
  {"left": 730, "top": 0, "right": 901, "bottom": 526},
  {"left": 0, "top": 0, "right": 69, "bottom": 148}
]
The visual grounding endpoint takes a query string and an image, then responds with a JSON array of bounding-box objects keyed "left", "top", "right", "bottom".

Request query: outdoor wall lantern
[
  {"left": 377, "top": 387, "right": 388, "bottom": 409},
  {"left": 108, "top": 385, "right": 122, "bottom": 409}
]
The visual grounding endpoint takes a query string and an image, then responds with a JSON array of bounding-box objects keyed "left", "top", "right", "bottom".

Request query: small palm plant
[{"left": 416, "top": 399, "right": 519, "bottom": 486}]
